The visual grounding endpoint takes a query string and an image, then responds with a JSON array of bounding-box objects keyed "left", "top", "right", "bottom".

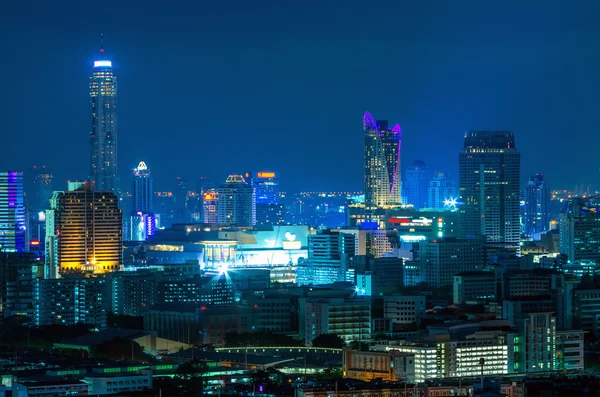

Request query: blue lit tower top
[{"left": 90, "top": 34, "right": 118, "bottom": 193}]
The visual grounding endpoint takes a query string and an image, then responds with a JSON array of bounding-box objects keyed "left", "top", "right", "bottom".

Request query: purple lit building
[
  {"left": 363, "top": 112, "right": 402, "bottom": 207},
  {"left": 0, "top": 171, "right": 27, "bottom": 252}
]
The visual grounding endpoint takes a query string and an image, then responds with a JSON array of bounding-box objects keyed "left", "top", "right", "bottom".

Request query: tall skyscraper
[
  {"left": 132, "top": 161, "right": 153, "bottom": 213},
  {"left": 0, "top": 172, "right": 26, "bottom": 252},
  {"left": 217, "top": 175, "right": 255, "bottom": 227},
  {"left": 523, "top": 174, "right": 550, "bottom": 238},
  {"left": 459, "top": 131, "right": 520, "bottom": 250},
  {"left": 45, "top": 182, "right": 122, "bottom": 277},
  {"left": 404, "top": 160, "right": 431, "bottom": 209},
  {"left": 89, "top": 40, "right": 118, "bottom": 193},
  {"left": 363, "top": 112, "right": 402, "bottom": 207},
  {"left": 428, "top": 171, "right": 457, "bottom": 210}
]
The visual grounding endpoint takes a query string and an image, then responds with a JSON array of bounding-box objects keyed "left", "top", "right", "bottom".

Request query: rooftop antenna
[{"left": 100, "top": 33, "right": 105, "bottom": 56}]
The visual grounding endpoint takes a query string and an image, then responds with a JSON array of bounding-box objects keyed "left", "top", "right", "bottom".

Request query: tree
[
  {"left": 312, "top": 333, "right": 345, "bottom": 348},
  {"left": 175, "top": 359, "right": 209, "bottom": 396},
  {"left": 90, "top": 337, "right": 151, "bottom": 362}
]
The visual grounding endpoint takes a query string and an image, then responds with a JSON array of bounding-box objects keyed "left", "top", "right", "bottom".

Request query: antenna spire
[{"left": 100, "top": 33, "right": 105, "bottom": 55}]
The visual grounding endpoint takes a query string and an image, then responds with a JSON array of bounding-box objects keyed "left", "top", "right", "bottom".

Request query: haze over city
[{"left": 2, "top": 0, "right": 600, "bottom": 191}]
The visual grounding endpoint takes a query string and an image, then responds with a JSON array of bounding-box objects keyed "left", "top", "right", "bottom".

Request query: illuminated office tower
[
  {"left": 459, "top": 131, "right": 520, "bottom": 251},
  {"left": 363, "top": 112, "right": 402, "bottom": 207},
  {"left": 404, "top": 160, "right": 431, "bottom": 209},
  {"left": 0, "top": 172, "right": 26, "bottom": 252},
  {"left": 89, "top": 39, "right": 118, "bottom": 192},
  {"left": 245, "top": 172, "right": 284, "bottom": 225},
  {"left": 245, "top": 172, "right": 279, "bottom": 204},
  {"left": 45, "top": 182, "right": 122, "bottom": 277},
  {"left": 132, "top": 161, "right": 153, "bottom": 213},
  {"left": 217, "top": 175, "right": 255, "bottom": 227},
  {"left": 523, "top": 174, "right": 550, "bottom": 238}
]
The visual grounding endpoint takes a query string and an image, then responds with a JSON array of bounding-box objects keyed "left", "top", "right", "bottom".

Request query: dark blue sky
[{"left": 1, "top": 0, "right": 599, "bottom": 192}]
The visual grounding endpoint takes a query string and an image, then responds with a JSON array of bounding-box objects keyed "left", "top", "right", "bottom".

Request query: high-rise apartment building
[
  {"left": 89, "top": 44, "right": 118, "bottom": 193},
  {"left": 363, "top": 112, "right": 402, "bottom": 207},
  {"left": 217, "top": 175, "right": 255, "bottom": 227},
  {"left": 404, "top": 160, "right": 431, "bottom": 209},
  {"left": 523, "top": 174, "right": 550, "bottom": 239},
  {"left": 0, "top": 172, "right": 26, "bottom": 252},
  {"left": 132, "top": 161, "right": 153, "bottom": 213},
  {"left": 45, "top": 182, "right": 122, "bottom": 277},
  {"left": 459, "top": 131, "right": 520, "bottom": 251},
  {"left": 428, "top": 171, "right": 457, "bottom": 210},
  {"left": 33, "top": 275, "right": 107, "bottom": 328}
]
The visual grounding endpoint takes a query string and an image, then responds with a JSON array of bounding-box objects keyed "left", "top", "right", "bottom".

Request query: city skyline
[{"left": 1, "top": 1, "right": 600, "bottom": 192}]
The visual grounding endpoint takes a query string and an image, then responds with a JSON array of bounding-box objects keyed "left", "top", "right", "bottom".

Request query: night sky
[{"left": 1, "top": 1, "right": 599, "bottom": 192}]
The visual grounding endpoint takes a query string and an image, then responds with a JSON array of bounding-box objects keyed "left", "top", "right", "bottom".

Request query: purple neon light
[{"left": 363, "top": 112, "right": 377, "bottom": 131}]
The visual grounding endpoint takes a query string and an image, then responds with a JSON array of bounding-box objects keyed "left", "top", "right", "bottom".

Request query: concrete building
[
  {"left": 453, "top": 271, "right": 498, "bottom": 304},
  {"left": 383, "top": 295, "right": 426, "bottom": 326},
  {"left": 420, "top": 238, "right": 484, "bottom": 287},
  {"left": 4, "top": 262, "right": 43, "bottom": 318},
  {"left": 573, "top": 288, "right": 600, "bottom": 336},
  {"left": 343, "top": 348, "right": 415, "bottom": 382},
  {"left": 144, "top": 304, "right": 252, "bottom": 347},
  {"left": 106, "top": 271, "right": 162, "bottom": 317},
  {"left": 353, "top": 255, "right": 404, "bottom": 296},
  {"left": 511, "top": 312, "right": 556, "bottom": 373},
  {"left": 158, "top": 274, "right": 233, "bottom": 306},
  {"left": 298, "top": 297, "right": 370, "bottom": 346},
  {"left": 34, "top": 275, "right": 107, "bottom": 328}
]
